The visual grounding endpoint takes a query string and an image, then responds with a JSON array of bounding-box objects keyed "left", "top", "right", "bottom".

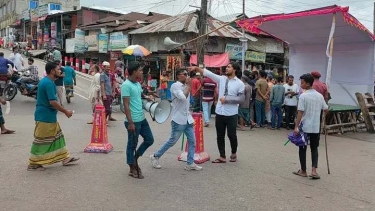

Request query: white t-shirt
[
  {"left": 298, "top": 89, "right": 328, "bottom": 133},
  {"left": 9, "top": 53, "right": 23, "bottom": 70},
  {"left": 283, "top": 83, "right": 299, "bottom": 106}
]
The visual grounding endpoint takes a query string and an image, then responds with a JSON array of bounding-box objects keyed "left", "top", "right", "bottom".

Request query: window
[
  {"left": 50, "top": 3, "right": 61, "bottom": 11},
  {"left": 29, "top": 1, "right": 38, "bottom": 9}
]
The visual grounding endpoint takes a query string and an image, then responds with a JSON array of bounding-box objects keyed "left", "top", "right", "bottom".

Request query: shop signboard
[
  {"left": 66, "top": 39, "right": 75, "bottom": 53},
  {"left": 245, "top": 51, "right": 266, "bottom": 63},
  {"left": 98, "top": 34, "right": 108, "bottom": 53},
  {"left": 74, "top": 29, "right": 85, "bottom": 53},
  {"left": 22, "top": 9, "right": 30, "bottom": 21},
  {"left": 38, "top": 4, "right": 49, "bottom": 17},
  {"left": 85, "top": 34, "right": 98, "bottom": 51},
  {"left": 109, "top": 32, "right": 128, "bottom": 51},
  {"left": 225, "top": 44, "right": 243, "bottom": 60}
]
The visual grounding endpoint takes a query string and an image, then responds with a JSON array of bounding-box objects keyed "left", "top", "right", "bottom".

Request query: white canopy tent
[{"left": 237, "top": 5, "right": 375, "bottom": 106}]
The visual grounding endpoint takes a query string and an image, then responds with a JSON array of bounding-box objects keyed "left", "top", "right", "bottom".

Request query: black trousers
[
  {"left": 215, "top": 114, "right": 238, "bottom": 158},
  {"left": 284, "top": 105, "right": 297, "bottom": 128},
  {"left": 299, "top": 133, "right": 320, "bottom": 172}
]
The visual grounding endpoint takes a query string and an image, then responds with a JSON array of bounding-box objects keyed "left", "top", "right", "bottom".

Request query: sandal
[
  {"left": 309, "top": 174, "right": 321, "bottom": 180},
  {"left": 230, "top": 155, "right": 237, "bottom": 162},
  {"left": 62, "top": 157, "right": 80, "bottom": 166},
  {"left": 293, "top": 170, "right": 308, "bottom": 177},
  {"left": 27, "top": 165, "right": 45, "bottom": 171},
  {"left": 212, "top": 158, "right": 226, "bottom": 163},
  {"left": 1, "top": 130, "right": 15, "bottom": 134}
]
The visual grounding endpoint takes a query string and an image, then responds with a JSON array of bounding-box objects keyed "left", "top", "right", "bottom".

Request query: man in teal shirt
[
  {"left": 121, "top": 61, "right": 154, "bottom": 179},
  {"left": 52, "top": 47, "right": 61, "bottom": 63},
  {"left": 270, "top": 77, "right": 285, "bottom": 130}
]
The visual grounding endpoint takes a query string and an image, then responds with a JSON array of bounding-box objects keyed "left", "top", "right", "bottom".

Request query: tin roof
[{"left": 129, "top": 10, "right": 256, "bottom": 40}]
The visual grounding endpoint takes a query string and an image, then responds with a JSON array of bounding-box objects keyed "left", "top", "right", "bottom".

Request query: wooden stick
[{"left": 323, "top": 115, "right": 331, "bottom": 174}]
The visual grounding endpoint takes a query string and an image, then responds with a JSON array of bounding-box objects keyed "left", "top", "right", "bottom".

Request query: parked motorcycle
[
  {"left": 43, "top": 49, "right": 54, "bottom": 62},
  {"left": 0, "top": 64, "right": 13, "bottom": 97},
  {"left": 2, "top": 69, "right": 38, "bottom": 101}
]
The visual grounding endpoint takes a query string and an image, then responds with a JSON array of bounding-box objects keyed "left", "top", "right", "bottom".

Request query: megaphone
[
  {"left": 142, "top": 99, "right": 171, "bottom": 124},
  {"left": 164, "top": 37, "right": 182, "bottom": 50}
]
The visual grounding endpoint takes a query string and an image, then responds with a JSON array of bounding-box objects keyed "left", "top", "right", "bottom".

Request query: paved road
[{"left": 1, "top": 49, "right": 374, "bottom": 211}]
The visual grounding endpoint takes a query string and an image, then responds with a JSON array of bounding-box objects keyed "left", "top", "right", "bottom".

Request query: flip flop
[
  {"left": 293, "top": 170, "right": 308, "bottom": 177},
  {"left": 230, "top": 155, "right": 237, "bottom": 162},
  {"left": 62, "top": 157, "right": 80, "bottom": 166},
  {"left": 212, "top": 158, "right": 226, "bottom": 163},
  {"left": 1, "top": 130, "right": 15, "bottom": 134},
  {"left": 309, "top": 174, "right": 321, "bottom": 180},
  {"left": 27, "top": 165, "right": 45, "bottom": 171}
]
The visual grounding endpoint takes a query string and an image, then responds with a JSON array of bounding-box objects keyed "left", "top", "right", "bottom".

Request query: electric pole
[
  {"left": 240, "top": 0, "right": 247, "bottom": 74},
  {"left": 373, "top": 1, "right": 375, "bottom": 34},
  {"left": 197, "top": 0, "right": 208, "bottom": 67}
]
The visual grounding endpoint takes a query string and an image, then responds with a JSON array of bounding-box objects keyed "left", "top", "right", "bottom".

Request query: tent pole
[{"left": 325, "top": 13, "right": 336, "bottom": 89}]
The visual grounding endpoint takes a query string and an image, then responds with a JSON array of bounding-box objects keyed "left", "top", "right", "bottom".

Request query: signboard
[
  {"left": 38, "top": 4, "right": 49, "bottom": 17},
  {"left": 245, "top": 51, "right": 266, "bottom": 63},
  {"left": 98, "top": 34, "right": 108, "bottom": 53},
  {"left": 65, "top": 39, "right": 75, "bottom": 53},
  {"left": 74, "top": 29, "right": 85, "bottom": 53},
  {"left": 30, "top": 9, "right": 38, "bottom": 22},
  {"left": 110, "top": 51, "right": 122, "bottom": 61},
  {"left": 22, "top": 9, "right": 30, "bottom": 20},
  {"left": 225, "top": 44, "right": 243, "bottom": 60},
  {"left": 51, "top": 22, "right": 57, "bottom": 47},
  {"left": 85, "top": 34, "right": 98, "bottom": 51},
  {"left": 109, "top": 32, "right": 128, "bottom": 51}
]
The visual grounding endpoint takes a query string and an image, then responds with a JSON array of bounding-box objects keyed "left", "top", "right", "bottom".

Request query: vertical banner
[
  {"left": 74, "top": 29, "right": 85, "bottom": 53},
  {"left": 98, "top": 33, "right": 108, "bottom": 53},
  {"left": 193, "top": 113, "right": 204, "bottom": 153},
  {"left": 50, "top": 22, "right": 57, "bottom": 47}
]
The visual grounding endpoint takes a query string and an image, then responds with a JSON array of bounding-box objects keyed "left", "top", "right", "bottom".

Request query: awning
[
  {"left": 38, "top": 16, "right": 47, "bottom": 21},
  {"left": 189, "top": 53, "right": 229, "bottom": 67}
]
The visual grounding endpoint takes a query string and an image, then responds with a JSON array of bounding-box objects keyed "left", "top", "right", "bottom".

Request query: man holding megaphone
[
  {"left": 150, "top": 68, "right": 202, "bottom": 171},
  {"left": 122, "top": 61, "right": 155, "bottom": 179}
]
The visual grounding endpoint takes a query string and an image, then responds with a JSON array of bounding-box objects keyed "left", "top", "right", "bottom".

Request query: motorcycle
[
  {"left": 0, "top": 64, "right": 13, "bottom": 96},
  {"left": 2, "top": 69, "right": 38, "bottom": 101},
  {"left": 43, "top": 49, "right": 54, "bottom": 62}
]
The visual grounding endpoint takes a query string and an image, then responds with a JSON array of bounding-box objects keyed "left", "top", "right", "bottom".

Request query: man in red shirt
[
  {"left": 191, "top": 72, "right": 202, "bottom": 112},
  {"left": 201, "top": 76, "right": 217, "bottom": 127},
  {"left": 311, "top": 71, "right": 329, "bottom": 102}
]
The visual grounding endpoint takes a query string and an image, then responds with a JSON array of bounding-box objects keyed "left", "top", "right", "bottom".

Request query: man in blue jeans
[
  {"left": 269, "top": 77, "right": 285, "bottom": 130},
  {"left": 122, "top": 61, "right": 155, "bottom": 179},
  {"left": 150, "top": 68, "right": 202, "bottom": 171},
  {"left": 255, "top": 70, "right": 269, "bottom": 127}
]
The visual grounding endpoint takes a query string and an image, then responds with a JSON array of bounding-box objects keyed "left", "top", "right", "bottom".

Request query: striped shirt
[
  {"left": 201, "top": 77, "right": 216, "bottom": 102},
  {"left": 298, "top": 89, "right": 328, "bottom": 133}
]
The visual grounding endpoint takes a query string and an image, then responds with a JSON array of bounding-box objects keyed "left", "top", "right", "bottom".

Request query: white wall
[{"left": 289, "top": 42, "right": 374, "bottom": 106}]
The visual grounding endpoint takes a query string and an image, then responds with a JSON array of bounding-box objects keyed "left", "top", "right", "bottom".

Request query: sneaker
[
  {"left": 149, "top": 154, "right": 161, "bottom": 169},
  {"left": 184, "top": 163, "right": 203, "bottom": 171}
]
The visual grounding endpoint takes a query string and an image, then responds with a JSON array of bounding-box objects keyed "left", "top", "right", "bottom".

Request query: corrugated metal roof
[
  {"left": 83, "top": 6, "right": 127, "bottom": 15},
  {"left": 129, "top": 10, "right": 257, "bottom": 40}
]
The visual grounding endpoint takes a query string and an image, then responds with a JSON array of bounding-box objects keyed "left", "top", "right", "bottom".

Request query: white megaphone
[
  {"left": 164, "top": 37, "right": 182, "bottom": 50},
  {"left": 142, "top": 99, "right": 171, "bottom": 124}
]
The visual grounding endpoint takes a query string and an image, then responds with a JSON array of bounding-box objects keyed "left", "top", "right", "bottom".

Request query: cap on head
[
  {"left": 311, "top": 71, "right": 321, "bottom": 78},
  {"left": 102, "top": 61, "right": 110, "bottom": 66}
]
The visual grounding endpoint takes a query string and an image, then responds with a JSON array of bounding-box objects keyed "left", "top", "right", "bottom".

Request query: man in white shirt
[
  {"left": 189, "top": 62, "right": 245, "bottom": 163},
  {"left": 150, "top": 68, "right": 202, "bottom": 171},
  {"left": 293, "top": 73, "right": 328, "bottom": 180},
  {"left": 283, "top": 75, "right": 299, "bottom": 130},
  {"left": 9, "top": 47, "right": 23, "bottom": 71}
]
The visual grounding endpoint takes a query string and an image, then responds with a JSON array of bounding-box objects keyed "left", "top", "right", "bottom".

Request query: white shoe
[
  {"left": 184, "top": 163, "right": 203, "bottom": 171},
  {"left": 149, "top": 154, "right": 161, "bottom": 169}
]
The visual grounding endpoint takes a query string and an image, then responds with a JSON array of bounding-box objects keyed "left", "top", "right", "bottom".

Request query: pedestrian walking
[
  {"left": 149, "top": 68, "right": 203, "bottom": 171},
  {"left": 63, "top": 62, "right": 76, "bottom": 104},
  {"left": 28, "top": 62, "right": 79, "bottom": 171},
  {"left": 189, "top": 62, "right": 245, "bottom": 163},
  {"left": 54, "top": 62, "right": 65, "bottom": 106},
  {"left": 269, "top": 77, "right": 285, "bottom": 130},
  {"left": 293, "top": 73, "right": 328, "bottom": 179},
  {"left": 122, "top": 61, "right": 154, "bottom": 179}
]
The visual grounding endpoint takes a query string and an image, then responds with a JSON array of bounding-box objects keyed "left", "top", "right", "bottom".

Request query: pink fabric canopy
[{"left": 190, "top": 53, "right": 229, "bottom": 67}]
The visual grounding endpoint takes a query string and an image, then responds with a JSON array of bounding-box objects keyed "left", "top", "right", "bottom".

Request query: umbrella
[{"left": 122, "top": 45, "right": 151, "bottom": 57}]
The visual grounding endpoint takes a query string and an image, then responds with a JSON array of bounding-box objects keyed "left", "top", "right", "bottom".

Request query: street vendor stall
[{"left": 236, "top": 5, "right": 375, "bottom": 133}]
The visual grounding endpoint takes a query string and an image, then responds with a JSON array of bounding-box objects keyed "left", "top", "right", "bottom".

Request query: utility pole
[
  {"left": 240, "top": 0, "right": 248, "bottom": 73},
  {"left": 197, "top": 0, "right": 208, "bottom": 67},
  {"left": 373, "top": 1, "right": 375, "bottom": 34}
]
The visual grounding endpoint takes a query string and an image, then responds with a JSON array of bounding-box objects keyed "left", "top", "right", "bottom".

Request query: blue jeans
[
  {"left": 271, "top": 104, "right": 283, "bottom": 129},
  {"left": 124, "top": 119, "right": 154, "bottom": 165},
  {"left": 202, "top": 101, "right": 213, "bottom": 124},
  {"left": 255, "top": 100, "right": 265, "bottom": 126},
  {"left": 159, "top": 89, "right": 167, "bottom": 100},
  {"left": 155, "top": 121, "right": 196, "bottom": 165}
]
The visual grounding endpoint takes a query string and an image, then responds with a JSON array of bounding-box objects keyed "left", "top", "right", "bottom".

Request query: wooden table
[{"left": 325, "top": 104, "right": 360, "bottom": 134}]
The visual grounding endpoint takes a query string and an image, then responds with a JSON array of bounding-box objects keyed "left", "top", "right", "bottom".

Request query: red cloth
[
  {"left": 313, "top": 80, "right": 328, "bottom": 100},
  {"left": 191, "top": 78, "right": 201, "bottom": 97},
  {"left": 189, "top": 53, "right": 229, "bottom": 67}
]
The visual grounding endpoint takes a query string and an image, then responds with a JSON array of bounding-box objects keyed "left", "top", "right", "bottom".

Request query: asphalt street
[{"left": 0, "top": 49, "right": 374, "bottom": 211}]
